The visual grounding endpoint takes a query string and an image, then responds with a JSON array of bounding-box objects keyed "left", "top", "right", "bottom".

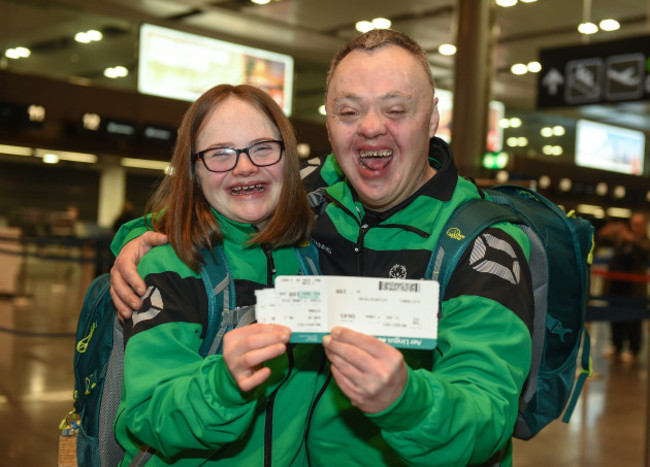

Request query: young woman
[{"left": 113, "top": 84, "right": 325, "bottom": 466}]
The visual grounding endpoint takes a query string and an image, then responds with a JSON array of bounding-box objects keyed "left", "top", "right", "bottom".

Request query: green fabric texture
[
  {"left": 306, "top": 151, "right": 532, "bottom": 467},
  {"left": 113, "top": 212, "right": 327, "bottom": 466}
]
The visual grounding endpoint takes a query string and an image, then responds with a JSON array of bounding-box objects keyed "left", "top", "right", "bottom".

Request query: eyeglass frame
[{"left": 194, "top": 139, "right": 285, "bottom": 173}]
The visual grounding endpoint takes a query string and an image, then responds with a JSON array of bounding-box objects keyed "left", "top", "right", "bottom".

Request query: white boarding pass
[{"left": 255, "top": 276, "right": 438, "bottom": 350}]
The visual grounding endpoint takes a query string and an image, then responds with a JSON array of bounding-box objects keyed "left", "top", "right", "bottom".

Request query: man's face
[
  {"left": 326, "top": 45, "right": 438, "bottom": 212},
  {"left": 630, "top": 213, "right": 648, "bottom": 239}
]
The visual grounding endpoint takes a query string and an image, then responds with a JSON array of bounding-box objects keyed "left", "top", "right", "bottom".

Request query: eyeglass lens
[{"left": 200, "top": 140, "right": 283, "bottom": 172}]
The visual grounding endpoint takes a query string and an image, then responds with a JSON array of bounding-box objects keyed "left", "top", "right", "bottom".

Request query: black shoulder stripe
[
  {"left": 124, "top": 271, "right": 208, "bottom": 342},
  {"left": 444, "top": 227, "right": 533, "bottom": 331}
]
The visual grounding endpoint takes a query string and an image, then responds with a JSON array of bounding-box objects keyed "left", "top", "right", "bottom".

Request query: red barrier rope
[{"left": 591, "top": 269, "right": 650, "bottom": 283}]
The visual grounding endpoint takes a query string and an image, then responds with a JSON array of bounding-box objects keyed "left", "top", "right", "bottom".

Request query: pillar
[
  {"left": 97, "top": 156, "right": 126, "bottom": 229},
  {"left": 450, "top": 0, "right": 496, "bottom": 177}
]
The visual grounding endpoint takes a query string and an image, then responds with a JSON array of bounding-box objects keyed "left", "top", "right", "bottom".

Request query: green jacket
[
  {"left": 113, "top": 212, "right": 327, "bottom": 466},
  {"left": 306, "top": 138, "right": 533, "bottom": 466}
]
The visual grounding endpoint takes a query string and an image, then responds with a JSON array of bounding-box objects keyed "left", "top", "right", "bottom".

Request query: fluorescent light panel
[
  {"left": 34, "top": 148, "right": 97, "bottom": 163},
  {"left": 121, "top": 157, "right": 170, "bottom": 171},
  {"left": 0, "top": 144, "right": 33, "bottom": 156}
]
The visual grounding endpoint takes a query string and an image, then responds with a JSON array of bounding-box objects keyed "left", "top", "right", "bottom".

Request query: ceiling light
[
  {"left": 506, "top": 137, "right": 518, "bottom": 147},
  {"left": 86, "top": 30, "right": 103, "bottom": 41},
  {"left": 42, "top": 153, "right": 59, "bottom": 164},
  {"left": 607, "top": 207, "right": 631, "bottom": 218},
  {"left": 527, "top": 61, "right": 542, "bottom": 73},
  {"left": 251, "top": 0, "right": 272, "bottom": 4},
  {"left": 517, "top": 137, "right": 528, "bottom": 146},
  {"left": 372, "top": 18, "right": 391, "bottom": 29},
  {"left": 578, "top": 22, "right": 598, "bottom": 34},
  {"left": 496, "top": 170, "right": 510, "bottom": 183},
  {"left": 82, "top": 113, "right": 101, "bottom": 131},
  {"left": 540, "top": 127, "right": 553, "bottom": 137},
  {"left": 0, "top": 144, "right": 33, "bottom": 156},
  {"left": 5, "top": 47, "right": 30, "bottom": 59},
  {"left": 35, "top": 148, "right": 97, "bottom": 163},
  {"left": 542, "top": 145, "right": 553, "bottom": 155},
  {"left": 499, "top": 118, "right": 511, "bottom": 128},
  {"left": 510, "top": 63, "right": 528, "bottom": 75},
  {"left": 104, "top": 66, "right": 129, "bottom": 78},
  {"left": 75, "top": 32, "right": 91, "bottom": 43},
  {"left": 438, "top": 43, "right": 457, "bottom": 56},
  {"left": 496, "top": 0, "right": 517, "bottom": 6},
  {"left": 613, "top": 185, "right": 626, "bottom": 198},
  {"left": 552, "top": 125, "right": 565, "bottom": 136},
  {"left": 538, "top": 175, "right": 551, "bottom": 189},
  {"left": 551, "top": 145, "right": 563, "bottom": 156},
  {"left": 318, "top": 105, "right": 326, "bottom": 116},
  {"left": 355, "top": 20, "right": 374, "bottom": 33},
  {"left": 509, "top": 117, "right": 522, "bottom": 128},
  {"left": 599, "top": 19, "right": 620, "bottom": 31},
  {"left": 297, "top": 143, "right": 311, "bottom": 158},
  {"left": 121, "top": 157, "right": 170, "bottom": 172},
  {"left": 27, "top": 104, "right": 46, "bottom": 122},
  {"left": 520, "top": 0, "right": 538, "bottom": 3},
  {"left": 595, "top": 182, "right": 608, "bottom": 196},
  {"left": 559, "top": 178, "right": 572, "bottom": 192}
]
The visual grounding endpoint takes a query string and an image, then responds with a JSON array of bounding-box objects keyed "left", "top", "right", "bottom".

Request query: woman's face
[{"left": 195, "top": 97, "right": 285, "bottom": 227}]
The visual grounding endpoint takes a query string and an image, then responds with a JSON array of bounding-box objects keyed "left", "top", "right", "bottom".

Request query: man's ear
[{"left": 429, "top": 96, "right": 440, "bottom": 137}]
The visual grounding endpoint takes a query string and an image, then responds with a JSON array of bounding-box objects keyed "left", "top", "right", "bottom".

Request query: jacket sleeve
[
  {"left": 116, "top": 247, "right": 259, "bottom": 459},
  {"left": 366, "top": 227, "right": 533, "bottom": 466},
  {"left": 110, "top": 215, "right": 152, "bottom": 257}
]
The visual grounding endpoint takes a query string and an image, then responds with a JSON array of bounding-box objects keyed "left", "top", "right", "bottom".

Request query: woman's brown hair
[{"left": 147, "top": 84, "right": 314, "bottom": 271}]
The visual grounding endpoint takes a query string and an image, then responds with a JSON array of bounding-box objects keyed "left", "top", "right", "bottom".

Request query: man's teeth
[
  {"left": 359, "top": 150, "right": 393, "bottom": 158},
  {"left": 231, "top": 184, "right": 265, "bottom": 195}
]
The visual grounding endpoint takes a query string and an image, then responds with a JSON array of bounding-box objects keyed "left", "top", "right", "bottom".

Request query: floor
[{"left": 0, "top": 243, "right": 648, "bottom": 466}]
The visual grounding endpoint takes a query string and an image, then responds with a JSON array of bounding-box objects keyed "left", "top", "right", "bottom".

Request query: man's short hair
[{"left": 326, "top": 29, "right": 436, "bottom": 97}]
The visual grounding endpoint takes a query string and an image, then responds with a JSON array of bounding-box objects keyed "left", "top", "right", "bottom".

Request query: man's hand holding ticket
[{"left": 255, "top": 276, "right": 439, "bottom": 350}]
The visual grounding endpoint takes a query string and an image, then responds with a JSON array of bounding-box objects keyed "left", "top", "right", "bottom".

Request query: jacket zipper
[
  {"left": 264, "top": 344, "right": 295, "bottom": 466},
  {"left": 262, "top": 244, "right": 286, "bottom": 467}
]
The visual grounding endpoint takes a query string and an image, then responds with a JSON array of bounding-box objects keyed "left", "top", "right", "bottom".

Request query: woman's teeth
[{"left": 231, "top": 184, "right": 265, "bottom": 195}]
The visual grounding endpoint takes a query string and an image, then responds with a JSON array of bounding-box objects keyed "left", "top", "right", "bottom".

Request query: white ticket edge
[{"left": 255, "top": 276, "right": 438, "bottom": 350}]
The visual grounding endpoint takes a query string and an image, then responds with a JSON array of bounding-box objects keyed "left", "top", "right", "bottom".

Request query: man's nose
[{"left": 357, "top": 109, "right": 386, "bottom": 138}]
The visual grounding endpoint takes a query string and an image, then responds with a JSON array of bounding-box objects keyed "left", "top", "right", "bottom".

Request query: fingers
[
  {"left": 109, "top": 286, "right": 134, "bottom": 321},
  {"left": 110, "top": 264, "right": 142, "bottom": 313},
  {"left": 223, "top": 324, "right": 291, "bottom": 392},
  {"left": 139, "top": 231, "right": 169, "bottom": 254},
  {"left": 322, "top": 327, "right": 408, "bottom": 413}
]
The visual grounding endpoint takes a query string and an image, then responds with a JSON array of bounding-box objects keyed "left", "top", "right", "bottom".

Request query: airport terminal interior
[{"left": 1, "top": 0, "right": 650, "bottom": 465}]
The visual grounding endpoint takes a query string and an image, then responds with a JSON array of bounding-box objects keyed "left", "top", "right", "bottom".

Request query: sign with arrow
[{"left": 537, "top": 35, "right": 650, "bottom": 109}]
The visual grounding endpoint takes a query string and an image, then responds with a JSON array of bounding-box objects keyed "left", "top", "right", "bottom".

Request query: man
[
  {"left": 111, "top": 30, "right": 533, "bottom": 466},
  {"left": 599, "top": 212, "right": 649, "bottom": 363}
]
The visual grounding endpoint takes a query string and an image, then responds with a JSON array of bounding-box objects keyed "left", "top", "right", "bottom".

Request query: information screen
[
  {"left": 575, "top": 119, "right": 645, "bottom": 175},
  {"left": 138, "top": 23, "right": 294, "bottom": 115}
]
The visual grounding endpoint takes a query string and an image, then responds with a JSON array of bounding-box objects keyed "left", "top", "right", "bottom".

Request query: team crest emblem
[{"left": 389, "top": 264, "right": 407, "bottom": 279}]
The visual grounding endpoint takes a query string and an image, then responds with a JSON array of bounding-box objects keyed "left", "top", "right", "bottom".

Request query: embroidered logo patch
[
  {"left": 132, "top": 286, "right": 164, "bottom": 326},
  {"left": 469, "top": 232, "right": 520, "bottom": 285},
  {"left": 389, "top": 264, "right": 407, "bottom": 279},
  {"left": 446, "top": 227, "right": 465, "bottom": 241}
]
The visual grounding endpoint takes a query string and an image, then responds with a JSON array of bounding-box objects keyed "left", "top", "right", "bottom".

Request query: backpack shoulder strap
[
  {"left": 295, "top": 242, "right": 322, "bottom": 275},
  {"left": 427, "top": 199, "right": 523, "bottom": 295},
  {"left": 198, "top": 246, "right": 235, "bottom": 356}
]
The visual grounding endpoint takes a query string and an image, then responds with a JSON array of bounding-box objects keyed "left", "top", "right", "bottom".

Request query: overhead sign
[{"left": 537, "top": 35, "right": 650, "bottom": 108}]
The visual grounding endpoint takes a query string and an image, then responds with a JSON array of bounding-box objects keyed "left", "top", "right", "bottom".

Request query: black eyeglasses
[{"left": 195, "top": 140, "right": 284, "bottom": 173}]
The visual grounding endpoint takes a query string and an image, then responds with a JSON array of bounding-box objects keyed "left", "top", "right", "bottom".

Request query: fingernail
[{"left": 322, "top": 335, "right": 331, "bottom": 347}]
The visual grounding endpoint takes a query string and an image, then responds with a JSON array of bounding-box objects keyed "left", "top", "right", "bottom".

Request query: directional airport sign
[{"left": 537, "top": 35, "right": 650, "bottom": 109}]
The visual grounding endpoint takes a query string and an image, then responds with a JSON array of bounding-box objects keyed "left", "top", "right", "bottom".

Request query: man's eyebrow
[
  {"left": 332, "top": 92, "right": 413, "bottom": 103},
  {"left": 380, "top": 92, "right": 413, "bottom": 102}
]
